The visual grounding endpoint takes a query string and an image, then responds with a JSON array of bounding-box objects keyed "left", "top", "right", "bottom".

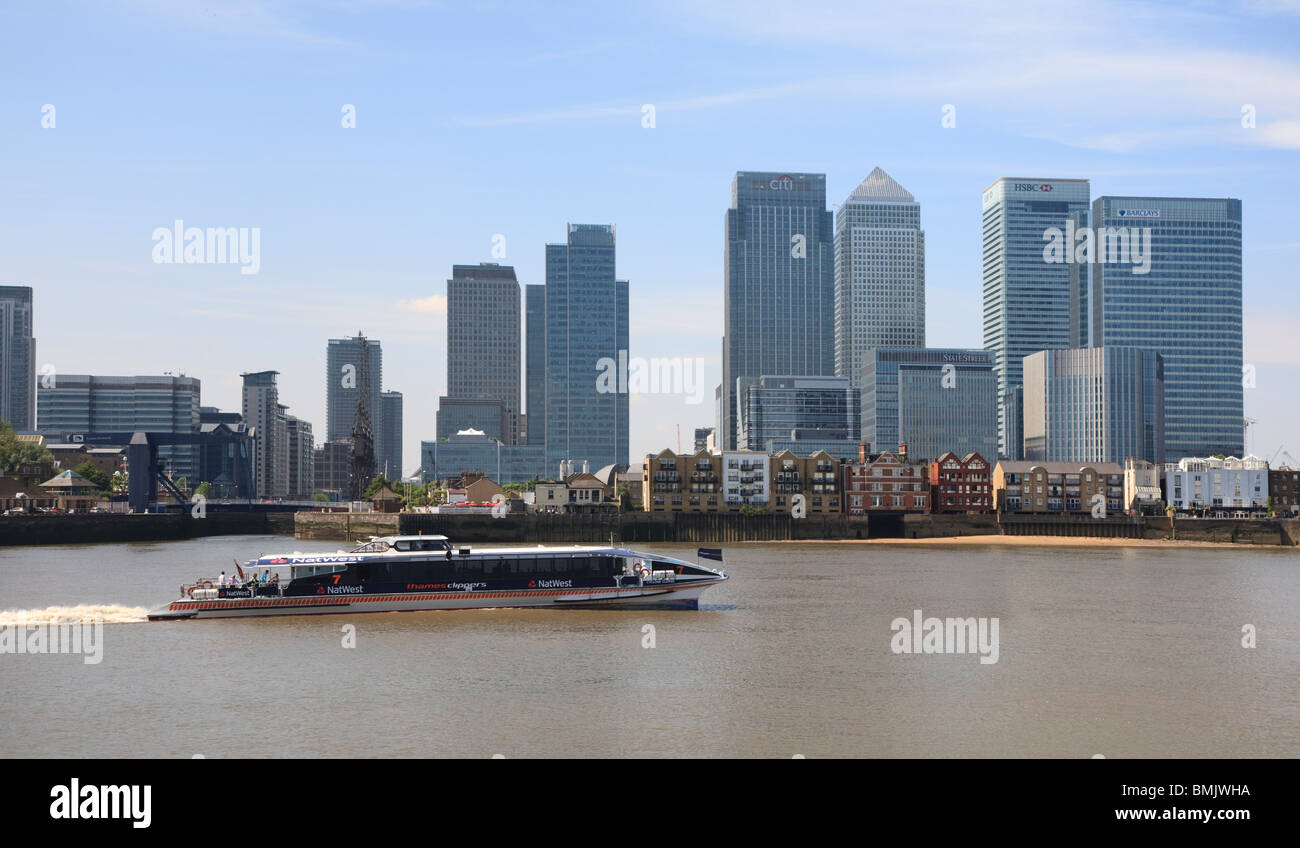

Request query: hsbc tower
[{"left": 981, "top": 177, "right": 1090, "bottom": 459}]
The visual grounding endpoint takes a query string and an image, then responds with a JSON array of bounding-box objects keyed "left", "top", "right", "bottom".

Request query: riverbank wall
[{"left": 0, "top": 511, "right": 295, "bottom": 546}]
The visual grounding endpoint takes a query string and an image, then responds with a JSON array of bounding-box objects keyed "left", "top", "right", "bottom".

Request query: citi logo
[{"left": 50, "top": 779, "right": 151, "bottom": 828}]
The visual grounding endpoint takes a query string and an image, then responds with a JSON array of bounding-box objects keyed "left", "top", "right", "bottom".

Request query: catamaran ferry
[{"left": 147, "top": 535, "right": 727, "bottom": 620}]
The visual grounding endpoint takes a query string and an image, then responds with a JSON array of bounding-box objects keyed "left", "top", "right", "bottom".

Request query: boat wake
[{"left": 0, "top": 604, "right": 150, "bottom": 626}]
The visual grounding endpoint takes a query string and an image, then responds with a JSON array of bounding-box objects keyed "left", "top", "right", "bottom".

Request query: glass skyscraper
[
  {"left": 544, "top": 224, "right": 628, "bottom": 474},
  {"left": 1088, "top": 196, "right": 1243, "bottom": 459},
  {"left": 982, "top": 178, "right": 1090, "bottom": 458},
  {"left": 861, "top": 348, "right": 998, "bottom": 463},
  {"left": 525, "top": 283, "right": 546, "bottom": 446},
  {"left": 1022, "top": 346, "right": 1165, "bottom": 464},
  {"left": 445, "top": 263, "right": 521, "bottom": 445},
  {"left": 737, "top": 375, "right": 860, "bottom": 453},
  {"left": 0, "top": 285, "right": 35, "bottom": 430},
  {"left": 834, "top": 167, "right": 925, "bottom": 384},
  {"left": 721, "top": 171, "right": 834, "bottom": 450}
]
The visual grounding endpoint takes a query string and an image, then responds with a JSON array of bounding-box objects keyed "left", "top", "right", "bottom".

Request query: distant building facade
[
  {"left": 737, "top": 375, "right": 860, "bottom": 454},
  {"left": 993, "top": 460, "right": 1123, "bottom": 514},
  {"left": 843, "top": 447, "right": 930, "bottom": 514},
  {"left": 0, "top": 285, "right": 35, "bottom": 430},
  {"left": 1022, "top": 346, "right": 1164, "bottom": 465},
  {"left": 861, "top": 347, "right": 997, "bottom": 463},
  {"left": 834, "top": 167, "right": 925, "bottom": 385},
  {"left": 39, "top": 374, "right": 201, "bottom": 484},
  {"left": 722, "top": 171, "right": 834, "bottom": 449},
  {"left": 379, "top": 390, "right": 403, "bottom": 479},
  {"left": 447, "top": 263, "right": 521, "bottom": 445}
]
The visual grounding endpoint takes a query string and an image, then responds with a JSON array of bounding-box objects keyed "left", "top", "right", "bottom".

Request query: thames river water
[{"left": 1, "top": 535, "right": 1297, "bottom": 758}]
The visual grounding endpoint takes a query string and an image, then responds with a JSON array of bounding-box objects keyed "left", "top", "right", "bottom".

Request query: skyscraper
[
  {"left": 326, "top": 334, "right": 384, "bottom": 463},
  {"left": 834, "top": 167, "right": 925, "bottom": 385},
  {"left": 722, "top": 171, "right": 835, "bottom": 450},
  {"left": 982, "top": 178, "right": 1090, "bottom": 459},
  {"left": 380, "top": 389, "right": 403, "bottom": 479},
  {"left": 525, "top": 284, "right": 546, "bottom": 446},
  {"left": 0, "top": 285, "right": 35, "bottom": 430},
  {"left": 446, "top": 263, "right": 521, "bottom": 445},
  {"left": 861, "top": 348, "right": 998, "bottom": 463},
  {"left": 1089, "top": 196, "right": 1243, "bottom": 459},
  {"left": 241, "top": 371, "right": 279, "bottom": 498},
  {"left": 544, "top": 224, "right": 628, "bottom": 472},
  {"left": 1022, "top": 346, "right": 1165, "bottom": 465}
]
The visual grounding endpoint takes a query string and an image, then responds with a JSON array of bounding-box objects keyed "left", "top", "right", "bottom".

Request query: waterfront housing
[
  {"left": 641, "top": 448, "right": 840, "bottom": 513},
  {"left": 929, "top": 452, "right": 993, "bottom": 513},
  {"left": 844, "top": 447, "right": 930, "bottom": 514},
  {"left": 993, "top": 460, "right": 1124, "bottom": 514},
  {"left": 1270, "top": 466, "right": 1300, "bottom": 516},
  {"left": 1164, "top": 455, "right": 1267, "bottom": 512}
]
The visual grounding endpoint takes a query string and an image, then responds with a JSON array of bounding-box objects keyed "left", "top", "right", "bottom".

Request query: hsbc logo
[{"left": 1013, "top": 183, "right": 1054, "bottom": 192}]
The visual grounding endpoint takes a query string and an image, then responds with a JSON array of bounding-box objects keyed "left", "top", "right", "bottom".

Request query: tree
[
  {"left": 311, "top": 492, "right": 330, "bottom": 503},
  {"left": 194, "top": 482, "right": 214, "bottom": 500},
  {"left": 110, "top": 471, "right": 129, "bottom": 496},
  {"left": 363, "top": 475, "right": 388, "bottom": 499},
  {"left": 0, "top": 421, "right": 53, "bottom": 472},
  {"left": 71, "top": 461, "right": 111, "bottom": 492}
]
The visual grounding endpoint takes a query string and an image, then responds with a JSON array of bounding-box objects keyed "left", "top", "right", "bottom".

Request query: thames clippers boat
[{"left": 147, "top": 535, "right": 727, "bottom": 620}]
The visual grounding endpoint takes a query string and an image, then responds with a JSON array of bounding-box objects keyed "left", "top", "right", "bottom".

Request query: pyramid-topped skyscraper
[{"left": 834, "top": 167, "right": 926, "bottom": 384}]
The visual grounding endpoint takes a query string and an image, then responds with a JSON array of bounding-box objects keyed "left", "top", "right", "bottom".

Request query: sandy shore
[{"left": 795, "top": 534, "right": 1285, "bottom": 550}]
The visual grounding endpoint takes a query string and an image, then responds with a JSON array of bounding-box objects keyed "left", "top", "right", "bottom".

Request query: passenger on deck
[{"left": 218, "top": 571, "right": 228, "bottom": 587}]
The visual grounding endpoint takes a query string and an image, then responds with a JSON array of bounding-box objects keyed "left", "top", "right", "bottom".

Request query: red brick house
[
  {"left": 843, "top": 445, "right": 930, "bottom": 515},
  {"left": 929, "top": 452, "right": 993, "bottom": 513}
]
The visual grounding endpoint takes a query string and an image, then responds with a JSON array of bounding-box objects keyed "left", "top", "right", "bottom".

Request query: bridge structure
[{"left": 77, "top": 430, "right": 254, "bottom": 513}]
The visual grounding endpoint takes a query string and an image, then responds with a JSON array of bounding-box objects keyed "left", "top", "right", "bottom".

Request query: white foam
[{"left": 0, "top": 604, "right": 149, "bottom": 625}]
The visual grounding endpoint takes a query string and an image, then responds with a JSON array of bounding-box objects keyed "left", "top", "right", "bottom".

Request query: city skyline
[{"left": 4, "top": 0, "right": 1298, "bottom": 469}]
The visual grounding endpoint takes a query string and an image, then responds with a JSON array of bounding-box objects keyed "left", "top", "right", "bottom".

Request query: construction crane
[
  {"left": 1269, "top": 445, "right": 1298, "bottom": 469},
  {"left": 1243, "top": 417, "right": 1259, "bottom": 455}
]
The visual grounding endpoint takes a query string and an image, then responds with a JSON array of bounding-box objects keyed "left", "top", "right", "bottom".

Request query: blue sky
[{"left": 3, "top": 0, "right": 1299, "bottom": 473}]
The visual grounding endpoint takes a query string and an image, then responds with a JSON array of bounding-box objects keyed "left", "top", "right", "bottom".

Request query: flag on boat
[{"left": 697, "top": 547, "right": 723, "bottom": 562}]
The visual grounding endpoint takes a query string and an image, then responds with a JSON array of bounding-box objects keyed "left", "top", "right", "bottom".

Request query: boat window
[{"left": 291, "top": 563, "right": 349, "bottom": 579}]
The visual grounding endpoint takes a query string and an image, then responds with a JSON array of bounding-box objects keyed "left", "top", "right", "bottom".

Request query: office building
[
  {"left": 1022, "top": 346, "right": 1164, "bottom": 464},
  {"left": 420, "top": 429, "right": 545, "bottom": 486},
  {"left": 313, "top": 440, "right": 351, "bottom": 496},
  {"left": 0, "top": 286, "right": 35, "bottom": 430},
  {"left": 722, "top": 171, "right": 835, "bottom": 449},
  {"left": 1088, "top": 196, "right": 1243, "bottom": 458},
  {"left": 981, "top": 177, "right": 1090, "bottom": 458},
  {"left": 861, "top": 348, "right": 998, "bottom": 464},
  {"left": 326, "top": 334, "right": 384, "bottom": 461},
  {"left": 525, "top": 283, "right": 546, "bottom": 446},
  {"left": 544, "top": 223, "right": 628, "bottom": 472},
  {"left": 447, "top": 263, "right": 521, "bottom": 445},
  {"left": 834, "top": 167, "right": 925, "bottom": 385},
  {"left": 737, "top": 375, "right": 860, "bottom": 456},
  {"left": 39, "top": 374, "right": 202, "bottom": 483},
  {"left": 285, "top": 413, "right": 314, "bottom": 498},
  {"left": 380, "top": 390, "right": 403, "bottom": 479},
  {"left": 241, "top": 371, "right": 280, "bottom": 498},
  {"left": 437, "top": 396, "right": 507, "bottom": 442}
]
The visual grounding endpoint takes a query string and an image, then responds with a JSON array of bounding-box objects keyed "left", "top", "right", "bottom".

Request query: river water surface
[{"left": 1, "top": 535, "right": 1296, "bottom": 758}]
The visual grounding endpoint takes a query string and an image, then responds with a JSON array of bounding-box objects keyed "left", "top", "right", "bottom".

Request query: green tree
[
  {"left": 194, "top": 481, "right": 214, "bottom": 500},
  {"left": 0, "top": 421, "right": 54, "bottom": 472},
  {"left": 71, "top": 461, "right": 111, "bottom": 492},
  {"left": 311, "top": 492, "right": 330, "bottom": 503},
  {"left": 363, "top": 475, "right": 388, "bottom": 499}
]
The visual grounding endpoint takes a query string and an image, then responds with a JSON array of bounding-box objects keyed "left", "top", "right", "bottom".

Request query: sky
[{"left": 3, "top": 0, "right": 1299, "bottom": 475}]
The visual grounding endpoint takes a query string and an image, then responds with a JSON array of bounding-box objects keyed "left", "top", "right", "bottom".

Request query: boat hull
[{"left": 147, "top": 580, "right": 721, "bottom": 620}]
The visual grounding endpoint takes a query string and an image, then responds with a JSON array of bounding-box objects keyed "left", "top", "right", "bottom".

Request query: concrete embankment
[
  {"left": 294, "top": 510, "right": 1299, "bottom": 547},
  {"left": 0, "top": 511, "right": 295, "bottom": 546}
]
